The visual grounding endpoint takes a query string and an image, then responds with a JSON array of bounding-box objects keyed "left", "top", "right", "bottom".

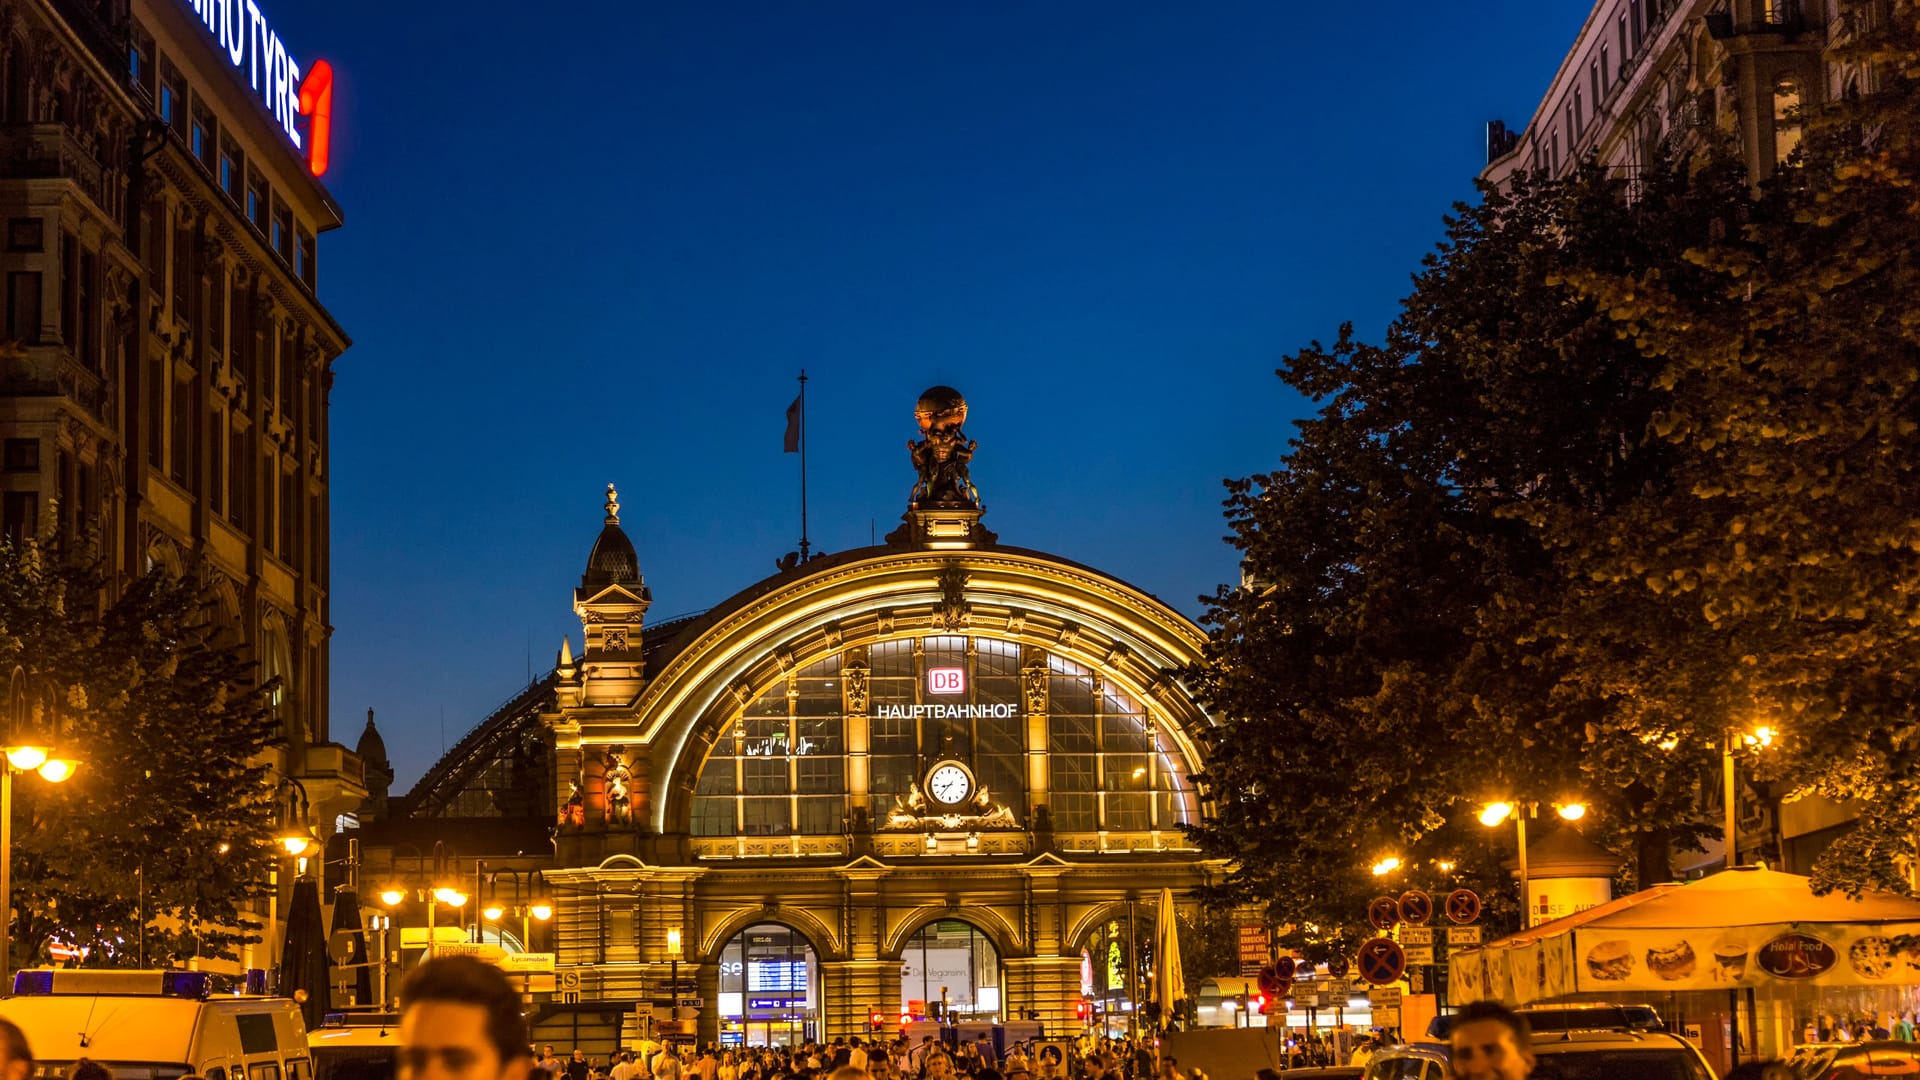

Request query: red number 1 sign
[{"left": 298, "top": 60, "right": 333, "bottom": 177}]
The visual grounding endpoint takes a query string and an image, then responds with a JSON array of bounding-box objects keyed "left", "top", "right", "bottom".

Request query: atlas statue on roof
[{"left": 907, "top": 385, "right": 981, "bottom": 510}]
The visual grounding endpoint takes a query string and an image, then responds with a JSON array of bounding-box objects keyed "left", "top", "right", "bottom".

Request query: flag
[{"left": 783, "top": 394, "right": 802, "bottom": 453}]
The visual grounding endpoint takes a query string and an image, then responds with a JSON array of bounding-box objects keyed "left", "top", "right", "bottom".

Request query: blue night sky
[{"left": 265, "top": 2, "right": 1586, "bottom": 789}]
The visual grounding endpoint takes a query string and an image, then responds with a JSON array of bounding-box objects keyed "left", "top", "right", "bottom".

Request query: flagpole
[{"left": 798, "top": 370, "right": 810, "bottom": 562}]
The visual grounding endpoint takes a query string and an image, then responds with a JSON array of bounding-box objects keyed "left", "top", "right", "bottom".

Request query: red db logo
[{"left": 927, "top": 667, "right": 966, "bottom": 694}]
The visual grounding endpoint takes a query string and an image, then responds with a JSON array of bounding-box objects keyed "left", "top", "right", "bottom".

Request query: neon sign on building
[{"left": 180, "top": 0, "right": 335, "bottom": 176}]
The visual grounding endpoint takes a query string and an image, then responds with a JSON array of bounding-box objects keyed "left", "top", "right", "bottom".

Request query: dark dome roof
[
  {"left": 356, "top": 709, "right": 390, "bottom": 768},
  {"left": 581, "top": 483, "right": 643, "bottom": 591},
  {"left": 582, "top": 523, "right": 641, "bottom": 589}
]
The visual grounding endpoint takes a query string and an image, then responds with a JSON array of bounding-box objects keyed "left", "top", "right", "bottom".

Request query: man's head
[
  {"left": 399, "top": 956, "right": 532, "bottom": 1080},
  {"left": 1448, "top": 1001, "right": 1534, "bottom": 1080},
  {"left": 573, "top": 1053, "right": 586, "bottom": 1063},
  {"left": 0, "top": 1020, "right": 29, "bottom": 1080}
]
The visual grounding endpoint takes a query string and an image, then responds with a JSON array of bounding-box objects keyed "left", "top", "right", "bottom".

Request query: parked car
[
  {"left": 1424, "top": 1002, "right": 1666, "bottom": 1044},
  {"left": 1790, "top": 1040, "right": 1920, "bottom": 1079},
  {"left": 1528, "top": 1029, "right": 1715, "bottom": 1080},
  {"left": 1363, "top": 1044, "right": 1449, "bottom": 1079}
]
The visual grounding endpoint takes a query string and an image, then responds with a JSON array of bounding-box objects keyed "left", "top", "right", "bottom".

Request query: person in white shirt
[
  {"left": 610, "top": 1053, "right": 637, "bottom": 1080},
  {"left": 848, "top": 1041, "right": 869, "bottom": 1072},
  {"left": 653, "top": 1046, "right": 684, "bottom": 1080}
]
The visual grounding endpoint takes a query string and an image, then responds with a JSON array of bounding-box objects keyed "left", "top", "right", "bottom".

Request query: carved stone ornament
[
  {"left": 1022, "top": 657, "right": 1049, "bottom": 714},
  {"left": 842, "top": 660, "right": 870, "bottom": 714},
  {"left": 603, "top": 747, "right": 633, "bottom": 825},
  {"left": 937, "top": 561, "right": 971, "bottom": 631},
  {"left": 602, "top": 627, "right": 628, "bottom": 652}
]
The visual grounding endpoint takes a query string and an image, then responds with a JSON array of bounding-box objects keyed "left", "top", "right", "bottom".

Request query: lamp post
[
  {"left": 1723, "top": 726, "right": 1775, "bottom": 870},
  {"left": 666, "top": 925, "right": 684, "bottom": 1025},
  {"left": 1479, "top": 800, "right": 1587, "bottom": 928},
  {"left": 3, "top": 667, "right": 82, "bottom": 984}
]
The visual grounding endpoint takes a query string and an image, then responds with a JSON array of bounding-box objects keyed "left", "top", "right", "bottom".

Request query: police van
[{"left": 0, "top": 969, "right": 313, "bottom": 1080}]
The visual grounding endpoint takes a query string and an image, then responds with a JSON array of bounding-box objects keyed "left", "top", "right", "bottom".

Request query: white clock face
[{"left": 927, "top": 763, "right": 971, "bottom": 805}]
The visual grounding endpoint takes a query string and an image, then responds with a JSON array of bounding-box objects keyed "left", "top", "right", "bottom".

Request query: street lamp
[
  {"left": 1724, "top": 724, "right": 1777, "bottom": 870},
  {"left": 1478, "top": 799, "right": 1586, "bottom": 928},
  {"left": 3, "top": 667, "right": 81, "bottom": 983},
  {"left": 666, "top": 925, "right": 684, "bottom": 1023},
  {"left": 1370, "top": 856, "right": 1402, "bottom": 876}
]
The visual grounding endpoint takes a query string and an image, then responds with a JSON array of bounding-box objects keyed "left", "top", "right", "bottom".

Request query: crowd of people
[{"left": 525, "top": 1028, "right": 1193, "bottom": 1080}]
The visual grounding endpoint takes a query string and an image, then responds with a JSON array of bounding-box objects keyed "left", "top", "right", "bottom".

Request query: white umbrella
[{"left": 1153, "top": 887, "right": 1186, "bottom": 1027}]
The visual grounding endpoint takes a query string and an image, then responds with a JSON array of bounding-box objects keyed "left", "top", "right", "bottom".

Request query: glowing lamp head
[
  {"left": 1370, "top": 856, "right": 1401, "bottom": 876},
  {"left": 482, "top": 905, "right": 505, "bottom": 922},
  {"left": 1557, "top": 802, "right": 1588, "bottom": 822},
  {"left": 1478, "top": 801, "right": 1515, "bottom": 827},
  {"left": 276, "top": 830, "right": 315, "bottom": 857},
  {"left": 378, "top": 887, "right": 407, "bottom": 907},
  {"left": 36, "top": 758, "right": 76, "bottom": 783},
  {"left": 1750, "top": 726, "right": 1775, "bottom": 748},
  {"left": 665, "top": 926, "right": 683, "bottom": 957},
  {"left": 1437, "top": 860, "right": 1456, "bottom": 873},
  {"left": 530, "top": 902, "right": 554, "bottom": 922},
  {"left": 433, "top": 887, "right": 468, "bottom": 908},
  {"left": 5, "top": 746, "right": 50, "bottom": 771}
]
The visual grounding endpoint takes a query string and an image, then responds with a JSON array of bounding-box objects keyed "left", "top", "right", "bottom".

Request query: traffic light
[
  {"left": 1075, "top": 999, "right": 1090, "bottom": 1022},
  {"left": 899, "top": 1011, "right": 913, "bottom": 1027},
  {"left": 1253, "top": 994, "right": 1268, "bottom": 1014},
  {"left": 869, "top": 1009, "right": 884, "bottom": 1031}
]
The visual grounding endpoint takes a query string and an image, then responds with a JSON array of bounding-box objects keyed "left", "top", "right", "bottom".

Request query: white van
[
  {"left": 0, "top": 969, "right": 313, "bottom": 1080},
  {"left": 307, "top": 1013, "right": 398, "bottom": 1080}
]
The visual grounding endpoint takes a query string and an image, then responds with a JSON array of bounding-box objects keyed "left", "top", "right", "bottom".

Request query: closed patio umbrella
[
  {"left": 280, "top": 875, "right": 333, "bottom": 1029},
  {"left": 1153, "top": 887, "right": 1186, "bottom": 1027}
]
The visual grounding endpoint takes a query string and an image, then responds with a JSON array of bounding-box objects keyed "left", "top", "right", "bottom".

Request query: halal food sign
[{"left": 181, "top": 0, "right": 336, "bottom": 176}]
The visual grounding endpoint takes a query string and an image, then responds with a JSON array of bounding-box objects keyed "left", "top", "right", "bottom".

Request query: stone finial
[{"left": 604, "top": 483, "right": 620, "bottom": 524}]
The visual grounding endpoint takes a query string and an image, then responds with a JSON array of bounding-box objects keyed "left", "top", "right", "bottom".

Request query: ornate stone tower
[{"left": 566, "top": 484, "right": 652, "bottom": 708}]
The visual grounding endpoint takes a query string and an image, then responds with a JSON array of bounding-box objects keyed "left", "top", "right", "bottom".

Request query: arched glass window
[
  {"left": 689, "top": 635, "right": 1198, "bottom": 837},
  {"left": 900, "top": 920, "right": 1001, "bottom": 1020}
]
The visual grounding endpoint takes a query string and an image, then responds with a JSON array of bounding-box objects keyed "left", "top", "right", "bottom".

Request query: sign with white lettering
[
  {"left": 873, "top": 703, "right": 1016, "bottom": 720},
  {"left": 179, "top": 0, "right": 335, "bottom": 175},
  {"left": 927, "top": 667, "right": 967, "bottom": 694},
  {"left": 1400, "top": 927, "right": 1434, "bottom": 946}
]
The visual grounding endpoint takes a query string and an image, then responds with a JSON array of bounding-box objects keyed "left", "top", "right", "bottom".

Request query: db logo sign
[{"left": 927, "top": 667, "right": 967, "bottom": 694}]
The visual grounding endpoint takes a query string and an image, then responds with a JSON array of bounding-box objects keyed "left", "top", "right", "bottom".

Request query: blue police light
[
  {"left": 243, "top": 969, "right": 268, "bottom": 995},
  {"left": 161, "top": 971, "right": 211, "bottom": 999},
  {"left": 11, "top": 971, "right": 53, "bottom": 995}
]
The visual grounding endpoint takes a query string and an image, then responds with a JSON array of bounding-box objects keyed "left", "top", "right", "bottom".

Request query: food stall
[{"left": 1448, "top": 866, "right": 1920, "bottom": 1075}]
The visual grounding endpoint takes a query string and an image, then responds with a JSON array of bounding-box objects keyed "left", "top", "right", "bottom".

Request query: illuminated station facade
[{"left": 368, "top": 390, "right": 1224, "bottom": 1046}]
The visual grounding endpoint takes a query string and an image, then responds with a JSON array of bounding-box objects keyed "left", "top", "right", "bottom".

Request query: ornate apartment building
[
  {"left": 1482, "top": 0, "right": 1894, "bottom": 185},
  {"left": 0, "top": 0, "right": 362, "bottom": 861},
  {"left": 358, "top": 390, "right": 1225, "bottom": 1050}
]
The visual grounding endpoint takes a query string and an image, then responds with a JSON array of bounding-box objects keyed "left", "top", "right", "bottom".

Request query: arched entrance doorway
[
  {"left": 900, "top": 920, "right": 1002, "bottom": 1022},
  {"left": 1078, "top": 910, "right": 1156, "bottom": 1037},
  {"left": 718, "top": 923, "right": 820, "bottom": 1047}
]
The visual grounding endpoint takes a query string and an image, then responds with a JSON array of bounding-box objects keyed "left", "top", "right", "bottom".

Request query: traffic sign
[
  {"left": 1400, "top": 927, "right": 1434, "bottom": 946},
  {"left": 1375, "top": 1006, "right": 1402, "bottom": 1027},
  {"left": 677, "top": 996, "right": 704, "bottom": 1008},
  {"left": 1357, "top": 937, "right": 1406, "bottom": 986},
  {"left": 1398, "top": 890, "right": 1434, "bottom": 926},
  {"left": 1446, "top": 888, "right": 1482, "bottom": 925},
  {"left": 1326, "top": 954, "right": 1350, "bottom": 978},
  {"left": 1273, "top": 956, "right": 1296, "bottom": 980},
  {"left": 1404, "top": 946, "right": 1435, "bottom": 965},
  {"left": 1369, "top": 986, "right": 1402, "bottom": 1006},
  {"left": 1368, "top": 896, "right": 1400, "bottom": 930},
  {"left": 1447, "top": 926, "right": 1483, "bottom": 946},
  {"left": 1257, "top": 965, "right": 1285, "bottom": 996}
]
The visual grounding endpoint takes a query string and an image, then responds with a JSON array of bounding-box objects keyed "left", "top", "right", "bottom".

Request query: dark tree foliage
[
  {"left": 1188, "top": 6, "right": 1920, "bottom": 947},
  {"left": 0, "top": 538, "right": 280, "bottom": 967}
]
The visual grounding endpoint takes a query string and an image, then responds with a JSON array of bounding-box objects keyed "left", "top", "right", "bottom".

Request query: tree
[
  {"left": 0, "top": 537, "right": 281, "bottom": 967},
  {"left": 1189, "top": 6, "right": 1920, "bottom": 942},
  {"left": 1549, "top": 4, "right": 1920, "bottom": 897},
  {"left": 1184, "top": 143, "right": 1761, "bottom": 942}
]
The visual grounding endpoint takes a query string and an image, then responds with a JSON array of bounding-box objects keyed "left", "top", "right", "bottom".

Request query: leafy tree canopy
[
  {"left": 1188, "top": 8, "right": 1920, "bottom": 945},
  {"left": 0, "top": 538, "right": 281, "bottom": 968}
]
